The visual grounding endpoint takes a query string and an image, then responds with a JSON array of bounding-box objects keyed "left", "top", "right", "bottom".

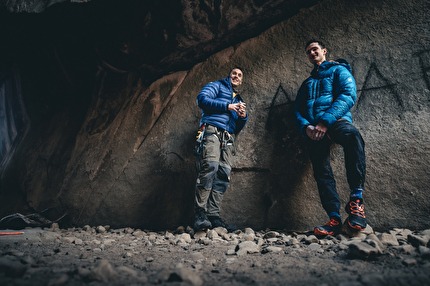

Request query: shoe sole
[
  {"left": 347, "top": 220, "right": 366, "bottom": 231},
  {"left": 341, "top": 218, "right": 366, "bottom": 236},
  {"left": 345, "top": 216, "right": 366, "bottom": 230},
  {"left": 194, "top": 222, "right": 212, "bottom": 231},
  {"left": 314, "top": 228, "right": 339, "bottom": 237}
]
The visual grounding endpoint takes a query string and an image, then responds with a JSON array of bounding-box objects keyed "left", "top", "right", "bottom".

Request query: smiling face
[
  {"left": 305, "top": 42, "right": 327, "bottom": 65},
  {"left": 229, "top": 68, "right": 243, "bottom": 88}
]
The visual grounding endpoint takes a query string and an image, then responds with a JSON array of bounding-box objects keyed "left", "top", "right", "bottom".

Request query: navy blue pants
[{"left": 306, "top": 120, "right": 366, "bottom": 219}]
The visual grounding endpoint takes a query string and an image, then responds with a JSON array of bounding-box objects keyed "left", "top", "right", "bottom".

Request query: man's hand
[
  {"left": 229, "top": 102, "right": 247, "bottom": 118},
  {"left": 306, "top": 122, "right": 327, "bottom": 141}
]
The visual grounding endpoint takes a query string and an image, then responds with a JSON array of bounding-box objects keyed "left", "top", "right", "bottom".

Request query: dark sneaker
[
  {"left": 193, "top": 209, "right": 212, "bottom": 231},
  {"left": 207, "top": 216, "right": 237, "bottom": 232},
  {"left": 314, "top": 217, "right": 342, "bottom": 236},
  {"left": 345, "top": 198, "right": 367, "bottom": 231}
]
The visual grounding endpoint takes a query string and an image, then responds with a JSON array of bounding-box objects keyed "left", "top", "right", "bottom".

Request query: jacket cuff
[{"left": 320, "top": 113, "right": 336, "bottom": 127}]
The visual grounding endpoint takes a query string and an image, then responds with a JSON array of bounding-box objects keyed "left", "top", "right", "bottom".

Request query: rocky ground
[{"left": 0, "top": 223, "right": 430, "bottom": 286}]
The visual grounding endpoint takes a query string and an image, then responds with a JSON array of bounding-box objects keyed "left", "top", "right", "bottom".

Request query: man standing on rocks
[
  {"left": 193, "top": 67, "right": 248, "bottom": 231},
  {"left": 294, "top": 40, "right": 367, "bottom": 236}
]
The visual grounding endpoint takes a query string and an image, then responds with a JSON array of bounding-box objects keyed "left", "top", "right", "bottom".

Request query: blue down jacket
[
  {"left": 197, "top": 76, "right": 248, "bottom": 135},
  {"left": 295, "top": 60, "right": 357, "bottom": 135}
]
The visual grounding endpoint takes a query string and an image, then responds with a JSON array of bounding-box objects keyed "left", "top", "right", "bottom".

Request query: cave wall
[
  {"left": 0, "top": 0, "right": 319, "bottom": 225},
  {"left": 2, "top": 0, "right": 430, "bottom": 231}
]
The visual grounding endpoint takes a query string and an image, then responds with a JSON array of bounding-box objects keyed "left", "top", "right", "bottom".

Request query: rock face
[
  {"left": 1, "top": 0, "right": 430, "bottom": 231},
  {"left": 1, "top": 0, "right": 319, "bottom": 75}
]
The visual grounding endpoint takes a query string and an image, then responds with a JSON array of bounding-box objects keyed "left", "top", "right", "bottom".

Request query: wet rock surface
[{"left": 1, "top": 224, "right": 430, "bottom": 285}]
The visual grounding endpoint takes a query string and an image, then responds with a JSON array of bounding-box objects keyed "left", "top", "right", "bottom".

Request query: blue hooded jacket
[
  {"left": 197, "top": 76, "right": 248, "bottom": 135},
  {"left": 295, "top": 59, "right": 357, "bottom": 135}
]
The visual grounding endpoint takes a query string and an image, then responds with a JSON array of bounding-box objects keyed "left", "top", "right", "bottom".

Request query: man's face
[
  {"left": 305, "top": 42, "right": 327, "bottom": 65},
  {"left": 230, "top": 68, "right": 243, "bottom": 88}
]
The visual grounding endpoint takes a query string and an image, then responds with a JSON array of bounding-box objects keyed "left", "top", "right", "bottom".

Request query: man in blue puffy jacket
[
  {"left": 193, "top": 67, "right": 248, "bottom": 231},
  {"left": 295, "top": 40, "right": 367, "bottom": 236}
]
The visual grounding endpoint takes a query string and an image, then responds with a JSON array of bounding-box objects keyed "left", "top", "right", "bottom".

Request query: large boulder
[{"left": 2, "top": 0, "right": 430, "bottom": 231}]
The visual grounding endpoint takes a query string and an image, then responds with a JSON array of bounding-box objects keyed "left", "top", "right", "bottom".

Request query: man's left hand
[
  {"left": 238, "top": 102, "right": 247, "bottom": 118},
  {"left": 313, "top": 122, "right": 327, "bottom": 141}
]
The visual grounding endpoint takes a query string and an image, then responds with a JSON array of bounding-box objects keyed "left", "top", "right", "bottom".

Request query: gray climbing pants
[{"left": 194, "top": 124, "right": 234, "bottom": 217}]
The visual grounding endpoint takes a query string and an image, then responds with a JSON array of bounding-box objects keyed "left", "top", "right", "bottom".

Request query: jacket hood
[
  {"left": 222, "top": 76, "right": 232, "bottom": 88},
  {"left": 311, "top": 58, "right": 353, "bottom": 77}
]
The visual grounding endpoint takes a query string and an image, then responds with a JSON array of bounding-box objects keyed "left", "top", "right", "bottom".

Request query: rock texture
[
  {"left": 1, "top": 0, "right": 430, "bottom": 231},
  {"left": 0, "top": 225, "right": 430, "bottom": 285},
  {"left": 1, "top": 0, "right": 320, "bottom": 75}
]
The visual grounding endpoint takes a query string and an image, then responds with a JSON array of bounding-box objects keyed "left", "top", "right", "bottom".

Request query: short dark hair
[
  {"left": 230, "top": 66, "right": 244, "bottom": 74},
  {"left": 305, "top": 39, "right": 326, "bottom": 50}
]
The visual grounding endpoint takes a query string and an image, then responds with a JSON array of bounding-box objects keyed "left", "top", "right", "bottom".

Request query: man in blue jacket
[
  {"left": 193, "top": 67, "right": 248, "bottom": 231},
  {"left": 295, "top": 40, "right": 367, "bottom": 236}
]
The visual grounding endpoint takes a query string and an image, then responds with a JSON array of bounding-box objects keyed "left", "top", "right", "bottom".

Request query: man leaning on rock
[
  {"left": 294, "top": 39, "right": 367, "bottom": 237},
  {"left": 193, "top": 67, "right": 248, "bottom": 232}
]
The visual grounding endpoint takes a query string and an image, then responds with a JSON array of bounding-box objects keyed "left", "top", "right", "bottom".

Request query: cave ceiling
[{"left": 1, "top": 0, "right": 321, "bottom": 81}]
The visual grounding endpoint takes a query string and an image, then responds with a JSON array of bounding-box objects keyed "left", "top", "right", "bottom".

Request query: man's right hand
[
  {"left": 306, "top": 125, "right": 325, "bottom": 141},
  {"left": 228, "top": 102, "right": 247, "bottom": 117}
]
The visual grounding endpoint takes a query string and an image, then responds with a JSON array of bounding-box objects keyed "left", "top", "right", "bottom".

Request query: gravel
[{"left": 0, "top": 224, "right": 430, "bottom": 285}]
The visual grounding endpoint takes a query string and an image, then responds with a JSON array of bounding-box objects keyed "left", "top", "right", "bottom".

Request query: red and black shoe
[
  {"left": 345, "top": 198, "right": 367, "bottom": 231},
  {"left": 314, "top": 217, "right": 342, "bottom": 236}
]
